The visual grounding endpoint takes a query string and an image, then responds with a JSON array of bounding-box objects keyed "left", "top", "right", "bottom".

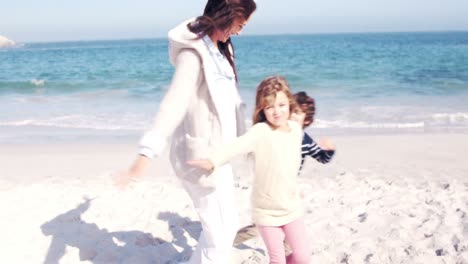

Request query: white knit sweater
[{"left": 211, "top": 121, "right": 304, "bottom": 226}]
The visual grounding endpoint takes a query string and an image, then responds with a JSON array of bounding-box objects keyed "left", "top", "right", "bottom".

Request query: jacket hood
[
  {"left": 166, "top": 18, "right": 247, "bottom": 140},
  {"left": 167, "top": 18, "right": 206, "bottom": 66}
]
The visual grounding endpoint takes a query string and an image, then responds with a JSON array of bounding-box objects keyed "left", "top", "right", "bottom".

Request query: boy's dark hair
[{"left": 293, "top": 91, "right": 315, "bottom": 128}]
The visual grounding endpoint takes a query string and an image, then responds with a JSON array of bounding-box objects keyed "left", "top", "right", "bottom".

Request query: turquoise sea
[{"left": 1, "top": 32, "right": 468, "bottom": 143}]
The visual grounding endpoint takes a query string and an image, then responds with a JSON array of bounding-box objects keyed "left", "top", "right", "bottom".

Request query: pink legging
[{"left": 257, "top": 217, "right": 310, "bottom": 264}]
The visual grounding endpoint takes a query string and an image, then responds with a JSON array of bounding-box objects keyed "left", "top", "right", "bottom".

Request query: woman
[{"left": 114, "top": 0, "right": 256, "bottom": 263}]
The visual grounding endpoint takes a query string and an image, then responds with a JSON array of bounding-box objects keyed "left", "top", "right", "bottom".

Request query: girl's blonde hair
[{"left": 252, "top": 76, "right": 297, "bottom": 125}]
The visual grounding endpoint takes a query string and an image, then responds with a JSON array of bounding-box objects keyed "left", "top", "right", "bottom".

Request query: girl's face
[{"left": 263, "top": 91, "right": 290, "bottom": 129}]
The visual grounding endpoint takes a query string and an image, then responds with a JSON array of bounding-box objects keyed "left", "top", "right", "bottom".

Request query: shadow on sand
[{"left": 41, "top": 197, "right": 201, "bottom": 263}]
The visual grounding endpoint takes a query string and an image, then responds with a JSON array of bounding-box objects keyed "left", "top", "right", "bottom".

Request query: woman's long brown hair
[{"left": 188, "top": 0, "right": 256, "bottom": 82}]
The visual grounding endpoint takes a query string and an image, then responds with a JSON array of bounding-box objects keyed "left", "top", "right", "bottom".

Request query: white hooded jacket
[{"left": 139, "top": 18, "right": 247, "bottom": 187}]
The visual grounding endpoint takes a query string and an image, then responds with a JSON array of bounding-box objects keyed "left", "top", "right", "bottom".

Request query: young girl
[{"left": 188, "top": 76, "right": 310, "bottom": 264}]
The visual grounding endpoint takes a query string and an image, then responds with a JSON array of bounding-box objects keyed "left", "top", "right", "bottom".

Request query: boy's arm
[{"left": 302, "top": 132, "right": 335, "bottom": 164}]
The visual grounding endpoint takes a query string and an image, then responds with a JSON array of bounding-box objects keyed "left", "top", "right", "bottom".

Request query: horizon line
[{"left": 13, "top": 29, "right": 468, "bottom": 44}]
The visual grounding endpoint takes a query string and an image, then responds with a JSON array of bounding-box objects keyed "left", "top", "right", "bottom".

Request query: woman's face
[
  {"left": 263, "top": 91, "right": 290, "bottom": 129},
  {"left": 214, "top": 17, "right": 250, "bottom": 43}
]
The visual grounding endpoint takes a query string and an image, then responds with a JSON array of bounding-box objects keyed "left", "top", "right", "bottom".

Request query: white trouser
[{"left": 181, "top": 165, "right": 239, "bottom": 264}]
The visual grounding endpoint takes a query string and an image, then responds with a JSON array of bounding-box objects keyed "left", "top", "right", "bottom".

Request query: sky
[{"left": 2, "top": 0, "right": 468, "bottom": 43}]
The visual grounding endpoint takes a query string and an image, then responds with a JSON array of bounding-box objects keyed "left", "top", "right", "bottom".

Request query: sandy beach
[{"left": 1, "top": 133, "right": 467, "bottom": 263}]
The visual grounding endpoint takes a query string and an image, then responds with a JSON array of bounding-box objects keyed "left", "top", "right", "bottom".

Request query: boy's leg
[
  {"left": 283, "top": 217, "right": 310, "bottom": 264},
  {"left": 257, "top": 225, "right": 287, "bottom": 264},
  {"left": 284, "top": 240, "right": 292, "bottom": 256},
  {"left": 233, "top": 224, "right": 258, "bottom": 246}
]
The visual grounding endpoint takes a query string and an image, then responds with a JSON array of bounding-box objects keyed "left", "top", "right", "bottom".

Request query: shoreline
[
  {"left": 14, "top": 30, "right": 468, "bottom": 44},
  {"left": 1, "top": 124, "right": 468, "bottom": 145}
]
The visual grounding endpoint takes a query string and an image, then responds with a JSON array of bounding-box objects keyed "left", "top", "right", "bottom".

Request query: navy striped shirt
[{"left": 299, "top": 132, "right": 335, "bottom": 173}]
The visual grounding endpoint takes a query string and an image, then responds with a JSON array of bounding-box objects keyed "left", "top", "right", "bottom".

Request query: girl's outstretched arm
[
  {"left": 188, "top": 123, "right": 265, "bottom": 171},
  {"left": 186, "top": 159, "right": 214, "bottom": 172}
]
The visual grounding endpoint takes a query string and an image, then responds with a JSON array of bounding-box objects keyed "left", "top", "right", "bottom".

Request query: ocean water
[{"left": 1, "top": 32, "right": 468, "bottom": 143}]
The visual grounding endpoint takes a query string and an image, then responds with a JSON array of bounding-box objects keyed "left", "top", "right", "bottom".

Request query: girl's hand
[
  {"left": 187, "top": 159, "right": 214, "bottom": 172},
  {"left": 318, "top": 137, "right": 335, "bottom": 151}
]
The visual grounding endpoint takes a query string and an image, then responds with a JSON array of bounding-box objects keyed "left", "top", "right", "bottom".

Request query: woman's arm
[
  {"left": 114, "top": 49, "right": 203, "bottom": 188},
  {"left": 139, "top": 49, "right": 203, "bottom": 158}
]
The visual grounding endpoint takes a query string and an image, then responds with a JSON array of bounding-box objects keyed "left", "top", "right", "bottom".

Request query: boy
[{"left": 292, "top": 91, "right": 335, "bottom": 171}]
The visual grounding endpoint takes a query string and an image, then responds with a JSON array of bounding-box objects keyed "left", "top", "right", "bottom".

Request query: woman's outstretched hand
[
  {"left": 187, "top": 159, "right": 214, "bottom": 172},
  {"left": 112, "top": 170, "right": 139, "bottom": 190},
  {"left": 112, "top": 155, "right": 151, "bottom": 190}
]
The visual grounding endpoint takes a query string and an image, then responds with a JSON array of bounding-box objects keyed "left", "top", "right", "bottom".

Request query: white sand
[{"left": 1, "top": 133, "right": 467, "bottom": 263}]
